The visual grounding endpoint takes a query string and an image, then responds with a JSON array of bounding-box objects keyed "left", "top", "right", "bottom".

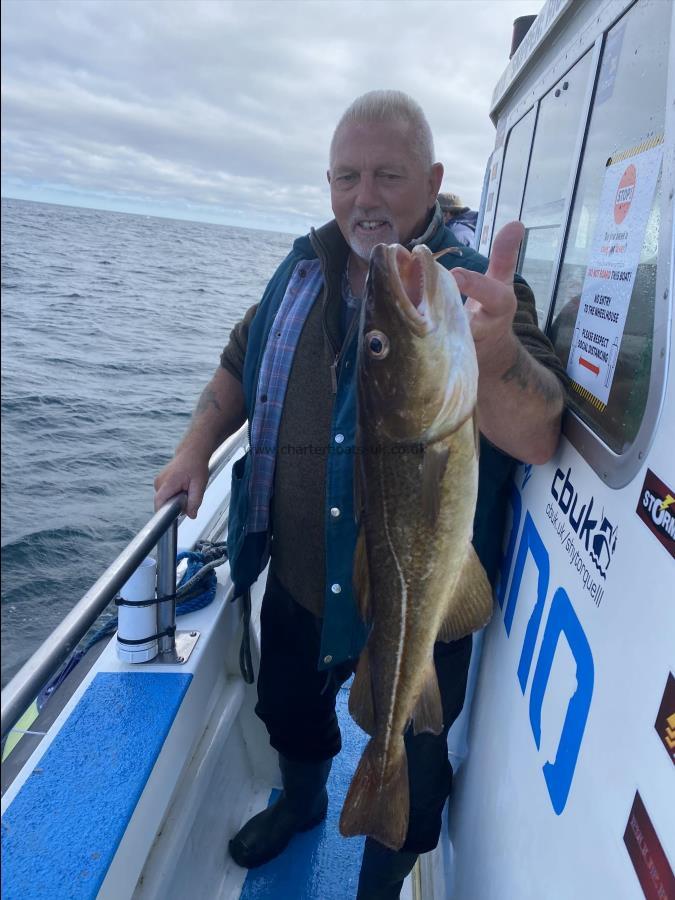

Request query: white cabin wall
[{"left": 431, "top": 1, "right": 675, "bottom": 897}]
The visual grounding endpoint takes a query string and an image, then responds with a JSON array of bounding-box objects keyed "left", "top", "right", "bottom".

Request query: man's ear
[
  {"left": 326, "top": 169, "right": 332, "bottom": 185},
  {"left": 429, "top": 162, "right": 444, "bottom": 200}
]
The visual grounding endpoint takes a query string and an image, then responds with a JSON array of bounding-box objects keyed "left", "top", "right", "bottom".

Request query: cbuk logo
[
  {"left": 550, "top": 467, "right": 617, "bottom": 578},
  {"left": 497, "top": 482, "right": 594, "bottom": 816}
]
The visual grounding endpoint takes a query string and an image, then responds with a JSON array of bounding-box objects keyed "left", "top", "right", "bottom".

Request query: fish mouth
[{"left": 388, "top": 245, "right": 434, "bottom": 334}]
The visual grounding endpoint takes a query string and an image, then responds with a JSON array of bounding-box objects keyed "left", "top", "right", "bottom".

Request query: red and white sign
[
  {"left": 567, "top": 138, "right": 663, "bottom": 406},
  {"left": 614, "top": 163, "right": 636, "bottom": 223}
]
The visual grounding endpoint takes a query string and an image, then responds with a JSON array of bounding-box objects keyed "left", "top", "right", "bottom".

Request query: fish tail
[{"left": 339, "top": 737, "right": 409, "bottom": 851}]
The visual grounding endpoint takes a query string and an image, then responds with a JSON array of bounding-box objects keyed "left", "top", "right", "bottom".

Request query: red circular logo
[{"left": 614, "top": 164, "right": 636, "bottom": 224}]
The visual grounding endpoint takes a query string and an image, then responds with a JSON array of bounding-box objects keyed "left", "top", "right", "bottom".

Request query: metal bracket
[{"left": 155, "top": 630, "right": 200, "bottom": 665}]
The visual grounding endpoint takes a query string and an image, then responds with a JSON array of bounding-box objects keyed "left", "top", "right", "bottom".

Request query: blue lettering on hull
[{"left": 497, "top": 480, "right": 595, "bottom": 815}]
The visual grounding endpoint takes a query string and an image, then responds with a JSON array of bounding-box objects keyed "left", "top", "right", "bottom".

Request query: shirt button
[
  {"left": 323, "top": 655, "right": 333, "bottom": 664},
  {"left": 260, "top": 394, "right": 267, "bottom": 403},
  {"left": 331, "top": 583, "right": 341, "bottom": 594},
  {"left": 299, "top": 268, "right": 306, "bottom": 278},
  {"left": 330, "top": 507, "right": 341, "bottom": 518},
  {"left": 335, "top": 434, "right": 344, "bottom": 444}
]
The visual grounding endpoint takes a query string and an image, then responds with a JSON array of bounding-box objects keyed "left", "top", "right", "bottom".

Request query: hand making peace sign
[{"left": 451, "top": 221, "right": 525, "bottom": 375}]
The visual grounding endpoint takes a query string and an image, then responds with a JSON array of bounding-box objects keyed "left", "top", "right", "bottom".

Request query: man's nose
[{"left": 354, "top": 173, "right": 381, "bottom": 209}]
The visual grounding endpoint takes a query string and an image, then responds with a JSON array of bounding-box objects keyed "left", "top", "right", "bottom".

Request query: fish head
[{"left": 357, "top": 243, "right": 477, "bottom": 444}]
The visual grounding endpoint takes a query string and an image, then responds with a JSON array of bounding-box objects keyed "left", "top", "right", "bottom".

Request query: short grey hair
[{"left": 329, "top": 90, "right": 435, "bottom": 170}]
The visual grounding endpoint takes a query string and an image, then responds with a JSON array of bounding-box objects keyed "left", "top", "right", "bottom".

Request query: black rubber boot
[
  {"left": 228, "top": 755, "right": 332, "bottom": 868},
  {"left": 356, "top": 837, "right": 419, "bottom": 899}
]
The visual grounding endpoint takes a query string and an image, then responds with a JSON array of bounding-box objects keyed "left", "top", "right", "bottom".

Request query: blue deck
[
  {"left": 2, "top": 672, "right": 370, "bottom": 899},
  {"left": 240, "top": 681, "right": 368, "bottom": 900},
  {"left": 1, "top": 671, "right": 191, "bottom": 900}
]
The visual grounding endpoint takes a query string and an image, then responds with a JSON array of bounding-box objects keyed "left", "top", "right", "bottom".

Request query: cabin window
[
  {"left": 491, "top": 107, "right": 535, "bottom": 238},
  {"left": 518, "top": 51, "right": 594, "bottom": 327},
  {"left": 548, "top": 0, "right": 669, "bottom": 456}
]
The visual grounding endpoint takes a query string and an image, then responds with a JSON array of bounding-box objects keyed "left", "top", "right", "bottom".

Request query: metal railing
[{"left": 0, "top": 426, "right": 248, "bottom": 743}]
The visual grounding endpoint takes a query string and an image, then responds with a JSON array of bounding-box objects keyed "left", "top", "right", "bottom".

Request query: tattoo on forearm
[
  {"left": 501, "top": 343, "right": 530, "bottom": 391},
  {"left": 501, "top": 344, "right": 562, "bottom": 405},
  {"left": 195, "top": 387, "right": 223, "bottom": 416}
]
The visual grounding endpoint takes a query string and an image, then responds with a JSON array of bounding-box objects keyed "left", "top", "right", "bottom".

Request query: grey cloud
[{"left": 2, "top": 0, "right": 543, "bottom": 231}]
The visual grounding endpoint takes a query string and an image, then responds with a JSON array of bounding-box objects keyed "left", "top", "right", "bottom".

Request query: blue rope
[{"left": 38, "top": 541, "right": 227, "bottom": 707}]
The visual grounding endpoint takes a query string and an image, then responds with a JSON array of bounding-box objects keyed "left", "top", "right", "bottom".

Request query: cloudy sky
[{"left": 1, "top": 0, "right": 544, "bottom": 234}]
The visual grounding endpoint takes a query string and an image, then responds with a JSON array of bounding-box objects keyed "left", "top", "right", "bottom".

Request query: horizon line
[{"left": 1, "top": 193, "right": 303, "bottom": 239}]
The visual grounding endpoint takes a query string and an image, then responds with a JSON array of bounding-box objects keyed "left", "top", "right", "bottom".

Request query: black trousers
[{"left": 255, "top": 570, "right": 472, "bottom": 853}]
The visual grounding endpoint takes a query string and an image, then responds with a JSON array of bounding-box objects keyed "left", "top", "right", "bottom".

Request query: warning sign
[
  {"left": 567, "top": 136, "right": 663, "bottom": 408},
  {"left": 614, "top": 164, "right": 636, "bottom": 224}
]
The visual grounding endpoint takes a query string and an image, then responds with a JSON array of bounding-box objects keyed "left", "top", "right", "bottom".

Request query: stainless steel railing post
[
  {"left": 1, "top": 424, "right": 247, "bottom": 742},
  {"left": 157, "top": 519, "right": 178, "bottom": 654}
]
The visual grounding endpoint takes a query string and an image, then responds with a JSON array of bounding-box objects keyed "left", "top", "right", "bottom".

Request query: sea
[{"left": 1, "top": 196, "right": 297, "bottom": 688}]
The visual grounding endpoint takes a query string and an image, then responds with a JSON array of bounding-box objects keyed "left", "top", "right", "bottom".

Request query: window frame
[
  {"left": 483, "top": 0, "right": 674, "bottom": 489},
  {"left": 520, "top": 44, "right": 599, "bottom": 329},
  {"left": 490, "top": 104, "right": 538, "bottom": 244}
]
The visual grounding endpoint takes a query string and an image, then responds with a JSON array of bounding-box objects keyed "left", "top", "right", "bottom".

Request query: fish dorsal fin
[
  {"left": 438, "top": 543, "right": 493, "bottom": 641},
  {"left": 349, "top": 644, "right": 376, "bottom": 735},
  {"left": 411, "top": 658, "right": 443, "bottom": 735},
  {"left": 353, "top": 526, "right": 372, "bottom": 624},
  {"left": 421, "top": 443, "right": 450, "bottom": 526}
]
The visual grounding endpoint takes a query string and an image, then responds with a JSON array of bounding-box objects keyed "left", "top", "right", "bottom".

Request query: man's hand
[
  {"left": 451, "top": 221, "right": 524, "bottom": 377},
  {"left": 154, "top": 445, "right": 210, "bottom": 519},
  {"left": 451, "top": 221, "right": 564, "bottom": 465}
]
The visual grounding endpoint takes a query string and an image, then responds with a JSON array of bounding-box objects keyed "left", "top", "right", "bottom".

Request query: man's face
[{"left": 328, "top": 119, "right": 443, "bottom": 262}]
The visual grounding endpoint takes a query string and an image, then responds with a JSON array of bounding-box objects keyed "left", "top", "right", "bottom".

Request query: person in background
[
  {"left": 154, "top": 90, "right": 567, "bottom": 899},
  {"left": 438, "top": 192, "right": 479, "bottom": 247}
]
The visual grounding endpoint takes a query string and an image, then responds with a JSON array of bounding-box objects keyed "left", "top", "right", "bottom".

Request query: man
[
  {"left": 154, "top": 90, "right": 567, "bottom": 898},
  {"left": 438, "top": 192, "right": 479, "bottom": 247}
]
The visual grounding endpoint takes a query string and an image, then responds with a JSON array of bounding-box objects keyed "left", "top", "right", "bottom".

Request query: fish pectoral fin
[
  {"left": 353, "top": 526, "right": 372, "bottom": 624},
  {"left": 412, "top": 660, "right": 443, "bottom": 735},
  {"left": 438, "top": 543, "right": 493, "bottom": 642},
  {"left": 339, "top": 737, "right": 409, "bottom": 851},
  {"left": 421, "top": 443, "right": 450, "bottom": 526},
  {"left": 349, "top": 645, "right": 376, "bottom": 735}
]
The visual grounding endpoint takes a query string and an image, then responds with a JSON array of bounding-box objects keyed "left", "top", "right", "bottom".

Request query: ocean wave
[
  {"left": 2, "top": 523, "right": 103, "bottom": 560},
  {"left": 2, "top": 394, "right": 70, "bottom": 412},
  {"left": 2, "top": 520, "right": 138, "bottom": 572}
]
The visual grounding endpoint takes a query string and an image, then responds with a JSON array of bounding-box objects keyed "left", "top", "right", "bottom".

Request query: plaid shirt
[{"left": 247, "top": 258, "right": 324, "bottom": 532}]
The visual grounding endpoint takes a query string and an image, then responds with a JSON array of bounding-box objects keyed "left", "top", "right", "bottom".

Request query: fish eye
[{"left": 365, "top": 330, "right": 389, "bottom": 359}]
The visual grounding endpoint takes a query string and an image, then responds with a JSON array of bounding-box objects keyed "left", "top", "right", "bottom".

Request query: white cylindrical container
[{"left": 117, "top": 556, "right": 159, "bottom": 663}]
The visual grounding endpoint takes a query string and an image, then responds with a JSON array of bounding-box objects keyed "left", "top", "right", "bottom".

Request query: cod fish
[{"left": 339, "top": 243, "right": 493, "bottom": 851}]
